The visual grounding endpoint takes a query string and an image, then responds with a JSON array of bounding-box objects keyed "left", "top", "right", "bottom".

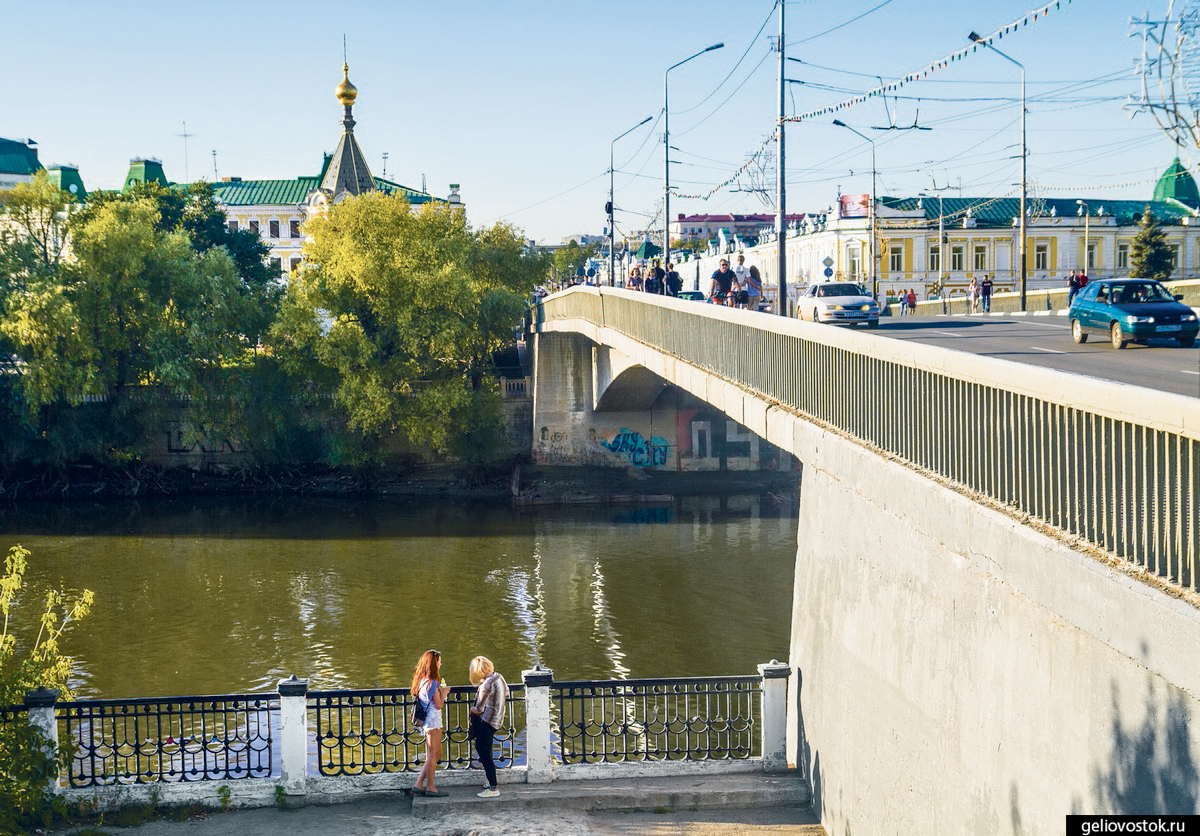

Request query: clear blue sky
[{"left": 2, "top": 0, "right": 1182, "bottom": 243}]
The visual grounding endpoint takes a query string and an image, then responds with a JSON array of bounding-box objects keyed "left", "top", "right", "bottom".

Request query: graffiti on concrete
[{"left": 602, "top": 428, "right": 669, "bottom": 467}]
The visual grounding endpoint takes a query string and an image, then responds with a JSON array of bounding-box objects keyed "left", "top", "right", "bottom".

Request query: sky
[{"left": 2, "top": 0, "right": 1189, "bottom": 244}]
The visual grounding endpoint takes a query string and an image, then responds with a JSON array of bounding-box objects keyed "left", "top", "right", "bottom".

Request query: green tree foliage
[
  {"left": 270, "top": 193, "right": 545, "bottom": 465},
  {"left": 1, "top": 545, "right": 93, "bottom": 833},
  {"left": 551, "top": 240, "right": 598, "bottom": 279},
  {"left": 0, "top": 192, "right": 260, "bottom": 467},
  {"left": 1130, "top": 207, "right": 1174, "bottom": 282}
]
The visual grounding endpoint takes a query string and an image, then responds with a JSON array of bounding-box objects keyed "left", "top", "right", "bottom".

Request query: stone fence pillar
[
  {"left": 277, "top": 675, "right": 309, "bottom": 794},
  {"left": 25, "top": 687, "right": 61, "bottom": 792},
  {"left": 758, "top": 660, "right": 791, "bottom": 773},
  {"left": 522, "top": 665, "right": 554, "bottom": 784}
]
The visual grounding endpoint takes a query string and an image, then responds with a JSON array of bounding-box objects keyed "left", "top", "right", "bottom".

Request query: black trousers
[{"left": 473, "top": 719, "right": 497, "bottom": 788}]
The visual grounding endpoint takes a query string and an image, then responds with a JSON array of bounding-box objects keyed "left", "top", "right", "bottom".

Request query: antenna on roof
[
  {"left": 212, "top": 149, "right": 219, "bottom": 181},
  {"left": 343, "top": 34, "right": 347, "bottom": 64},
  {"left": 382, "top": 152, "right": 388, "bottom": 178},
  {"left": 178, "top": 121, "right": 193, "bottom": 181},
  {"left": 422, "top": 173, "right": 427, "bottom": 193}
]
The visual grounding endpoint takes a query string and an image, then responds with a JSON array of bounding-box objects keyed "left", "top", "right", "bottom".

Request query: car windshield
[
  {"left": 1114, "top": 282, "right": 1174, "bottom": 304},
  {"left": 818, "top": 284, "right": 864, "bottom": 298}
]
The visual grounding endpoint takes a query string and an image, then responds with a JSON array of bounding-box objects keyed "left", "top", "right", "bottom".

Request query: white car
[{"left": 800, "top": 282, "right": 880, "bottom": 328}]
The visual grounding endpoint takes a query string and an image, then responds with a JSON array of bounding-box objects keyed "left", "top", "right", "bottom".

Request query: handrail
[{"left": 537, "top": 286, "right": 1200, "bottom": 591}]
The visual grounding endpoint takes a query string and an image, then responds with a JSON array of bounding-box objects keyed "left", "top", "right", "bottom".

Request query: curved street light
[
  {"left": 969, "top": 31, "right": 1027, "bottom": 310},
  {"left": 833, "top": 119, "right": 878, "bottom": 302},
  {"left": 664, "top": 43, "right": 724, "bottom": 261},
  {"left": 610, "top": 116, "right": 652, "bottom": 286}
]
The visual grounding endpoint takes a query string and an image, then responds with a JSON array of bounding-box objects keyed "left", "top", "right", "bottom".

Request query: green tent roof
[
  {"left": 1152, "top": 157, "right": 1200, "bottom": 205},
  {"left": 0, "top": 137, "right": 41, "bottom": 177}
]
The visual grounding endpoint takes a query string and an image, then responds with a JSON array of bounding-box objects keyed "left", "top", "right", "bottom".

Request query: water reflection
[{"left": 0, "top": 495, "right": 797, "bottom": 699}]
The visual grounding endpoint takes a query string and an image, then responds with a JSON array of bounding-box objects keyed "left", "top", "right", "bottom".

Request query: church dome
[
  {"left": 335, "top": 63, "right": 357, "bottom": 106},
  {"left": 1153, "top": 157, "right": 1200, "bottom": 204}
]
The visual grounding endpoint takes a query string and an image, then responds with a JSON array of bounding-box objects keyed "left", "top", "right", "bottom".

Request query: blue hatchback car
[{"left": 1068, "top": 279, "right": 1198, "bottom": 349}]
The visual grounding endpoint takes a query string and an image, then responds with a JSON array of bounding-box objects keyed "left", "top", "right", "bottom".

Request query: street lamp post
[
  {"left": 665, "top": 43, "right": 724, "bottom": 261},
  {"left": 1076, "top": 199, "right": 1090, "bottom": 277},
  {"left": 969, "top": 31, "right": 1027, "bottom": 311},
  {"left": 832, "top": 119, "right": 878, "bottom": 301},
  {"left": 610, "top": 116, "right": 652, "bottom": 286}
]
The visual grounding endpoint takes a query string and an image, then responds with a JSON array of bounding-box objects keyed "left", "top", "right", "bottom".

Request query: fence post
[
  {"left": 522, "top": 665, "right": 554, "bottom": 784},
  {"left": 277, "top": 675, "right": 309, "bottom": 794},
  {"left": 25, "top": 687, "right": 61, "bottom": 792},
  {"left": 758, "top": 660, "right": 791, "bottom": 773}
]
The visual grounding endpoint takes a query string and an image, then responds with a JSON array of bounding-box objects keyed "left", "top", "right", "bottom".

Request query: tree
[
  {"left": 551, "top": 240, "right": 598, "bottom": 280},
  {"left": 1130, "top": 207, "right": 1174, "bottom": 282},
  {"left": 0, "top": 545, "right": 92, "bottom": 833},
  {"left": 269, "top": 193, "right": 545, "bottom": 465},
  {"left": 73, "top": 182, "right": 281, "bottom": 346},
  {"left": 0, "top": 198, "right": 259, "bottom": 467}
]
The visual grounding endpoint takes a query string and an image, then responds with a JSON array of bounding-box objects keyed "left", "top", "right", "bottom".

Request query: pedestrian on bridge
[
  {"left": 665, "top": 262, "right": 683, "bottom": 297},
  {"left": 1067, "top": 270, "right": 1080, "bottom": 306},
  {"left": 980, "top": 275, "right": 993, "bottom": 313}
]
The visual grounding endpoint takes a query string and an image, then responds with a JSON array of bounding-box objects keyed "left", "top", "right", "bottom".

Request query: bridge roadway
[
  {"left": 534, "top": 286, "right": 1200, "bottom": 833},
  {"left": 872, "top": 314, "right": 1200, "bottom": 398}
]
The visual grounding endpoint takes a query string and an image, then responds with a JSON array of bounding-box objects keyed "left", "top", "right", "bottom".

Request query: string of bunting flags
[
  {"left": 785, "top": 0, "right": 1072, "bottom": 125},
  {"left": 672, "top": 0, "right": 1071, "bottom": 203}
]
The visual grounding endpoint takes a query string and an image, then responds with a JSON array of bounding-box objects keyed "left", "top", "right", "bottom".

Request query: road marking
[
  {"left": 1031, "top": 347, "right": 1067, "bottom": 354},
  {"left": 1183, "top": 370, "right": 1200, "bottom": 376},
  {"left": 932, "top": 330, "right": 965, "bottom": 338},
  {"left": 1018, "top": 320, "right": 1070, "bottom": 329}
]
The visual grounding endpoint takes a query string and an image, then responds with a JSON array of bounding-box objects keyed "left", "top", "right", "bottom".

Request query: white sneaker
[{"left": 477, "top": 788, "right": 499, "bottom": 798}]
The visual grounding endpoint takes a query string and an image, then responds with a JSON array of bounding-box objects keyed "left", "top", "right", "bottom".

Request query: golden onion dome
[{"left": 335, "top": 63, "right": 357, "bottom": 106}]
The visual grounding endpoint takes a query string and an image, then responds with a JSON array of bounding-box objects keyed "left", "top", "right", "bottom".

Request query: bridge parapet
[{"left": 537, "top": 286, "right": 1200, "bottom": 593}]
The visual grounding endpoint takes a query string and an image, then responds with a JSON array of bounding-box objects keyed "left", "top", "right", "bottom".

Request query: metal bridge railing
[{"left": 538, "top": 287, "right": 1200, "bottom": 592}]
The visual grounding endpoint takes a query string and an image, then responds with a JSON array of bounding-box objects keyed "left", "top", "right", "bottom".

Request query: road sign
[
  {"left": 822, "top": 256, "right": 834, "bottom": 268},
  {"left": 823, "top": 267, "right": 834, "bottom": 278}
]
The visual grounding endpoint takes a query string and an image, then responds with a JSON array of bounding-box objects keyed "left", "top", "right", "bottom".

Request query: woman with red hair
[{"left": 409, "top": 649, "right": 451, "bottom": 797}]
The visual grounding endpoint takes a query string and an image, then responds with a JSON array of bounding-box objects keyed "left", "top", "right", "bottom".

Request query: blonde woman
[
  {"left": 468, "top": 656, "right": 509, "bottom": 798},
  {"left": 409, "top": 649, "right": 450, "bottom": 797}
]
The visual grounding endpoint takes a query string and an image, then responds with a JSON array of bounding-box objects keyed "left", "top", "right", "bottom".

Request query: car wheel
[
  {"left": 1070, "top": 319, "right": 1087, "bottom": 344},
  {"left": 1180, "top": 335, "right": 1197, "bottom": 348},
  {"left": 1110, "top": 322, "right": 1128, "bottom": 350},
  {"left": 867, "top": 320, "right": 879, "bottom": 329},
  {"left": 812, "top": 308, "right": 820, "bottom": 323}
]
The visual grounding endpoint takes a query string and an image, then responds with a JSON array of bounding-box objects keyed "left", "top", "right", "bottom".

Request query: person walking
[
  {"left": 980, "top": 274, "right": 993, "bottom": 313},
  {"left": 744, "top": 264, "right": 762, "bottom": 311},
  {"left": 710, "top": 259, "right": 735, "bottom": 306},
  {"left": 646, "top": 258, "right": 666, "bottom": 294},
  {"left": 906, "top": 287, "right": 917, "bottom": 315},
  {"left": 899, "top": 289, "right": 909, "bottom": 317},
  {"left": 968, "top": 277, "right": 980, "bottom": 314},
  {"left": 469, "top": 656, "right": 510, "bottom": 799},
  {"left": 665, "top": 262, "right": 683, "bottom": 297},
  {"left": 732, "top": 254, "right": 750, "bottom": 308},
  {"left": 409, "top": 649, "right": 451, "bottom": 797},
  {"left": 627, "top": 266, "right": 643, "bottom": 291},
  {"left": 1067, "top": 270, "right": 1080, "bottom": 306}
]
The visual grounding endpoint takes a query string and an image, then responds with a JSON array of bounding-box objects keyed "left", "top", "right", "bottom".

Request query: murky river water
[{"left": 0, "top": 494, "right": 797, "bottom": 700}]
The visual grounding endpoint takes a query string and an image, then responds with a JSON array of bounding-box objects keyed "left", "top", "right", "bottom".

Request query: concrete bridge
[{"left": 532, "top": 286, "right": 1200, "bottom": 834}]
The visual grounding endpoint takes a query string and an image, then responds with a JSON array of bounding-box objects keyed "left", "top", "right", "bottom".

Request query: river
[{"left": 0, "top": 494, "right": 798, "bottom": 700}]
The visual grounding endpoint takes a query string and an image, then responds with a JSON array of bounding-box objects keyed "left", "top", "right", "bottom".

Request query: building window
[
  {"left": 1034, "top": 243, "right": 1048, "bottom": 271},
  {"left": 848, "top": 247, "right": 862, "bottom": 280},
  {"left": 929, "top": 245, "right": 940, "bottom": 273},
  {"left": 950, "top": 245, "right": 964, "bottom": 272},
  {"left": 889, "top": 245, "right": 903, "bottom": 273},
  {"left": 1086, "top": 242, "right": 1096, "bottom": 271},
  {"left": 290, "top": 219, "right": 301, "bottom": 238},
  {"left": 269, "top": 220, "right": 280, "bottom": 239},
  {"left": 249, "top": 220, "right": 260, "bottom": 236},
  {"left": 1170, "top": 244, "right": 1180, "bottom": 268},
  {"left": 290, "top": 257, "right": 302, "bottom": 273},
  {"left": 1117, "top": 243, "right": 1129, "bottom": 269},
  {"left": 227, "top": 220, "right": 238, "bottom": 233},
  {"left": 973, "top": 245, "right": 987, "bottom": 271}
]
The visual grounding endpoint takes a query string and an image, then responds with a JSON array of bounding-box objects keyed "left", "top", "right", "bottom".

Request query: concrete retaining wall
[{"left": 787, "top": 418, "right": 1200, "bottom": 834}]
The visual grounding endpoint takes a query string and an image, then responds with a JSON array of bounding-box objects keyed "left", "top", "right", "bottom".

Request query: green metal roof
[
  {"left": 208, "top": 174, "right": 433, "bottom": 206},
  {"left": 1153, "top": 157, "right": 1200, "bottom": 204},
  {"left": 122, "top": 159, "right": 168, "bottom": 192},
  {"left": 880, "top": 195, "right": 1197, "bottom": 227},
  {"left": 46, "top": 165, "right": 87, "bottom": 199},
  {"left": 0, "top": 137, "right": 42, "bottom": 177}
]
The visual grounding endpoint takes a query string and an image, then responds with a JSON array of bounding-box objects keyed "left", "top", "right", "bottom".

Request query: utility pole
[
  {"left": 178, "top": 121, "right": 193, "bottom": 182},
  {"left": 775, "top": 0, "right": 788, "bottom": 317}
]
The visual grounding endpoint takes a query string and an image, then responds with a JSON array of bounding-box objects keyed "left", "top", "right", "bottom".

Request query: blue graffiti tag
[{"left": 602, "top": 428, "right": 669, "bottom": 467}]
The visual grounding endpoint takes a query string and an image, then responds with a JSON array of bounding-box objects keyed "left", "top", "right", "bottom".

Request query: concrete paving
[{"left": 51, "top": 773, "right": 825, "bottom": 835}]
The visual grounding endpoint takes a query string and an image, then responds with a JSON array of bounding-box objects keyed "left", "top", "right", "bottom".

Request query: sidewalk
[{"left": 53, "top": 773, "right": 825, "bottom": 836}]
